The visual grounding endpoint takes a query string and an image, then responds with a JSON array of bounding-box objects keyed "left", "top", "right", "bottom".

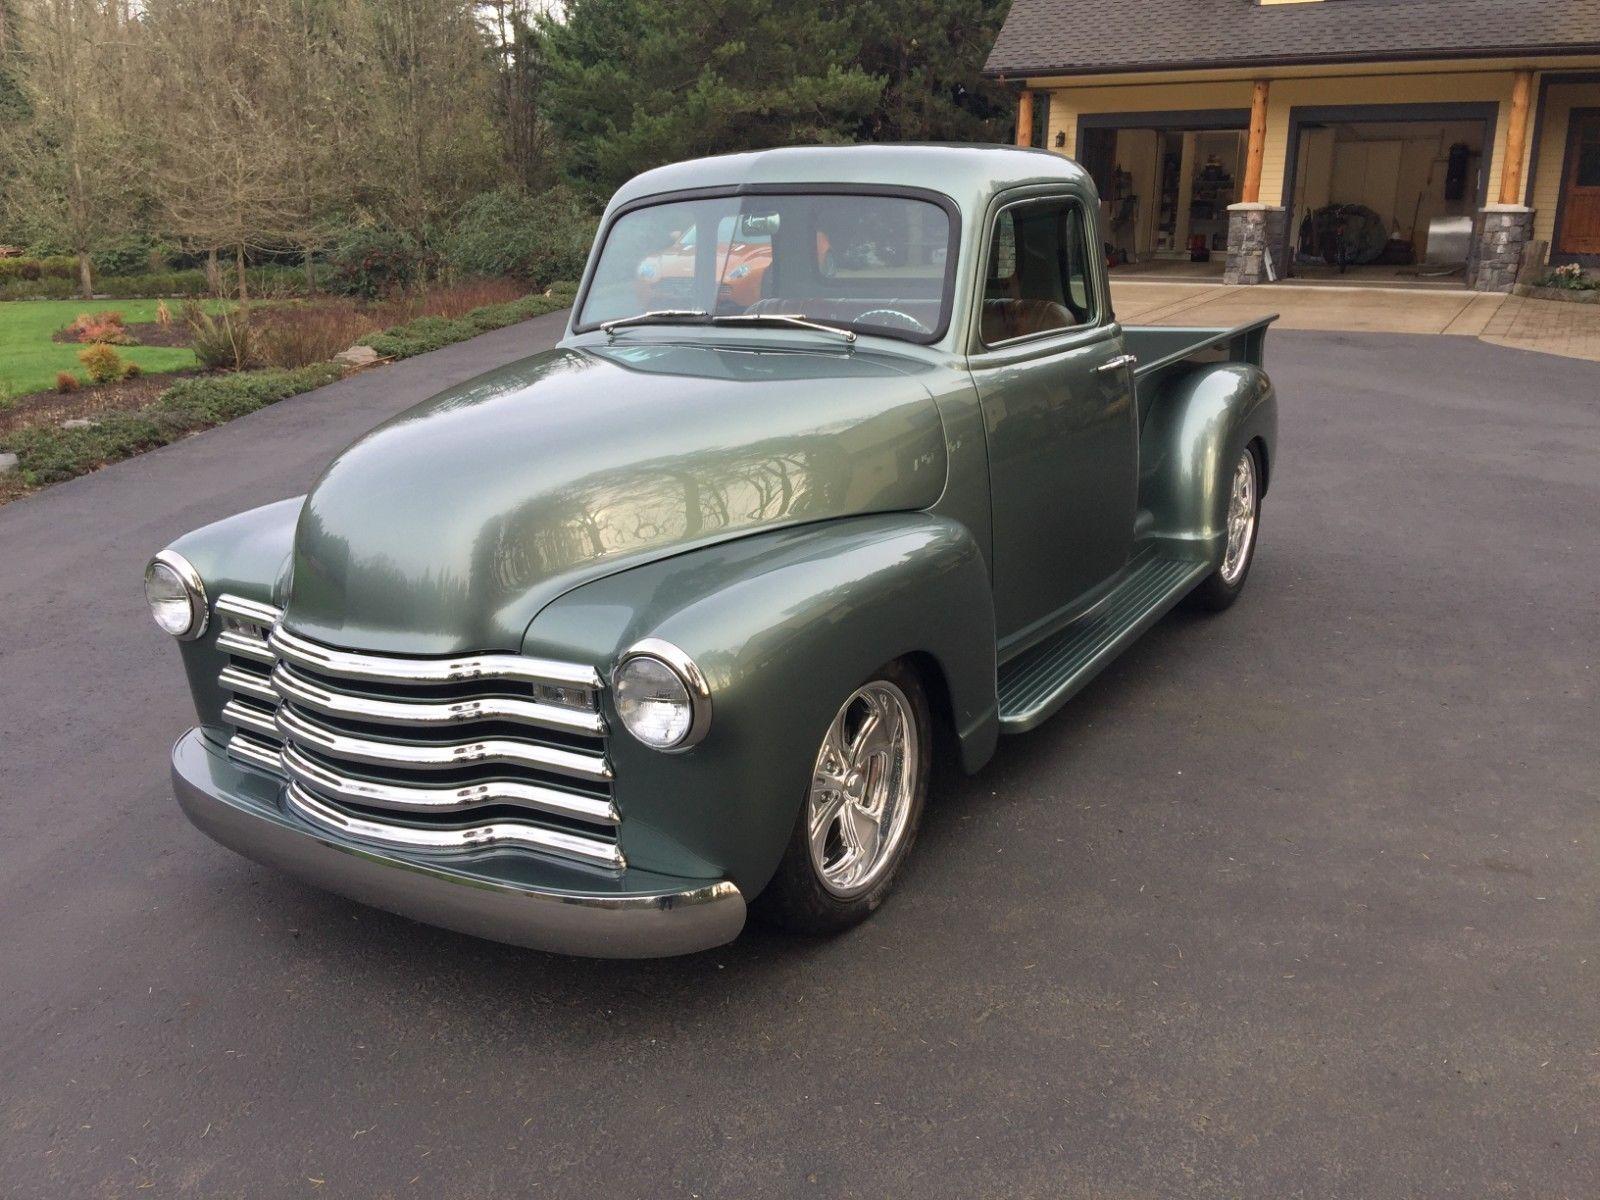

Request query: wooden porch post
[
  {"left": 1016, "top": 89, "right": 1034, "bottom": 148},
  {"left": 1499, "top": 69, "right": 1535, "bottom": 205},
  {"left": 1242, "top": 80, "right": 1270, "bottom": 204}
]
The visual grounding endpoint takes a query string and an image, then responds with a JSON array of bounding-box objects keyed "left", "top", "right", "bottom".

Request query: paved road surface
[{"left": 3, "top": 315, "right": 1597, "bottom": 1198}]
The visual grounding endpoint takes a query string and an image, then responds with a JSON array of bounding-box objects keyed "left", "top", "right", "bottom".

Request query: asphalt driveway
[{"left": 2, "top": 315, "right": 1597, "bottom": 1198}]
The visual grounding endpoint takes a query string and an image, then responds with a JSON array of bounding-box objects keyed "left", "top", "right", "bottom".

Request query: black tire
[
  {"left": 1185, "top": 443, "right": 1263, "bottom": 613},
  {"left": 752, "top": 659, "right": 932, "bottom": 936}
]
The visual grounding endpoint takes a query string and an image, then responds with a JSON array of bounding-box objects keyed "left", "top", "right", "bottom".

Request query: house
[{"left": 984, "top": 0, "right": 1600, "bottom": 290}]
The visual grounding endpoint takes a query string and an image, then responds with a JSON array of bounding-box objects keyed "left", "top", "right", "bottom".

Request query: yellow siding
[
  {"left": 1530, "top": 83, "right": 1600, "bottom": 249},
  {"left": 1259, "top": 71, "right": 1524, "bottom": 206},
  {"left": 1046, "top": 81, "right": 1257, "bottom": 158}
]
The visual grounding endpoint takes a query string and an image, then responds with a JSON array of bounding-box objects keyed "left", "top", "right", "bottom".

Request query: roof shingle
[{"left": 985, "top": 0, "right": 1600, "bottom": 77}]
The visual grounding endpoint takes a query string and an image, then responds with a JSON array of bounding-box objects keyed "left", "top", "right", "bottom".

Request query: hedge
[
  {"left": 360, "top": 284, "right": 577, "bottom": 359},
  {"left": 0, "top": 255, "right": 79, "bottom": 282},
  {"left": 2, "top": 363, "right": 342, "bottom": 486},
  {"left": 0, "top": 266, "right": 308, "bottom": 302}
]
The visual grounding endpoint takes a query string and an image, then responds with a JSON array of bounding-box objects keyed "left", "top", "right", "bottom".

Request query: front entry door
[
  {"left": 1557, "top": 109, "right": 1600, "bottom": 256},
  {"left": 969, "top": 194, "right": 1139, "bottom": 648}
]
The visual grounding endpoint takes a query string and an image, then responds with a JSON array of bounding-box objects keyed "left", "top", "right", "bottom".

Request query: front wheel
[
  {"left": 752, "top": 661, "right": 931, "bottom": 935},
  {"left": 1186, "top": 444, "right": 1262, "bottom": 612}
]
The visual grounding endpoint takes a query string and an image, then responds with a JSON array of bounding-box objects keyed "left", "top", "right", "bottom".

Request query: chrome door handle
[{"left": 1095, "top": 354, "right": 1138, "bottom": 374}]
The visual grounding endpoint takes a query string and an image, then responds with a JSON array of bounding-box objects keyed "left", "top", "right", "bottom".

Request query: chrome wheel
[
  {"left": 1220, "top": 449, "right": 1258, "bottom": 585},
  {"left": 807, "top": 680, "right": 920, "bottom": 899}
]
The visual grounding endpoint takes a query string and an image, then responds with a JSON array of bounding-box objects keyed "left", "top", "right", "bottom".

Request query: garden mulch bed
[
  {"left": 50, "top": 320, "right": 193, "bottom": 349},
  {"left": 0, "top": 371, "right": 198, "bottom": 439}
]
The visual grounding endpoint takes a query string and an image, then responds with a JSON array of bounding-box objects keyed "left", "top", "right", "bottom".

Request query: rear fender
[
  {"left": 1138, "top": 363, "right": 1276, "bottom": 561},
  {"left": 522, "top": 513, "right": 998, "bottom": 897}
]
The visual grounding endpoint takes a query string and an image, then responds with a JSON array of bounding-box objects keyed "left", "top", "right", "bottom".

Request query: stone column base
[
  {"left": 1224, "top": 204, "right": 1288, "bottom": 286},
  {"left": 1467, "top": 205, "right": 1535, "bottom": 293}
]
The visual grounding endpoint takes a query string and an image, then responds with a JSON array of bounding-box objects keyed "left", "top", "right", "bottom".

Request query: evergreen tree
[
  {"left": 848, "top": 0, "right": 1014, "bottom": 143},
  {"left": 537, "top": 0, "right": 881, "bottom": 197}
]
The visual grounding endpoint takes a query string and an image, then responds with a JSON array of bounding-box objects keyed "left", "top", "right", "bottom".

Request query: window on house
[{"left": 981, "top": 199, "right": 1096, "bottom": 345}]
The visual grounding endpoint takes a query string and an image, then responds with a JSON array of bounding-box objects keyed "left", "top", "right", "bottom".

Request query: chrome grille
[{"left": 214, "top": 594, "right": 621, "bottom": 870}]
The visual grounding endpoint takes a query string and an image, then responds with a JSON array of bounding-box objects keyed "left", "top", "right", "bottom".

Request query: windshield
[{"left": 576, "top": 192, "right": 956, "bottom": 343}]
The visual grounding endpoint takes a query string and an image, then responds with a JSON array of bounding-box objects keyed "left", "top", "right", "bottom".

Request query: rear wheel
[
  {"left": 753, "top": 660, "right": 931, "bottom": 935},
  {"left": 1186, "top": 444, "right": 1262, "bottom": 612}
]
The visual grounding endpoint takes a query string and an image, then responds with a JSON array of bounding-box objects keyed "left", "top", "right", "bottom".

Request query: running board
[{"left": 997, "top": 551, "right": 1212, "bottom": 734}]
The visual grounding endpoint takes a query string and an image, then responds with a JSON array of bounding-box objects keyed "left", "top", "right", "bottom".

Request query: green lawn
[{"left": 0, "top": 298, "right": 228, "bottom": 404}]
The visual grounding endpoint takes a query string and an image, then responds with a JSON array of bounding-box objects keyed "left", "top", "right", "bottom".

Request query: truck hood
[{"left": 286, "top": 341, "right": 947, "bottom": 654}]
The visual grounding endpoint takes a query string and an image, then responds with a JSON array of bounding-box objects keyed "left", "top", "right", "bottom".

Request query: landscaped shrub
[
  {"left": 65, "top": 310, "right": 138, "bottom": 346},
  {"left": 55, "top": 372, "right": 81, "bottom": 394},
  {"left": 91, "top": 236, "right": 160, "bottom": 277},
  {"left": 1, "top": 362, "right": 344, "bottom": 486},
  {"left": 442, "top": 185, "right": 596, "bottom": 287},
  {"left": 328, "top": 228, "right": 434, "bottom": 299},
  {"left": 122, "top": 362, "right": 143, "bottom": 380},
  {"left": 77, "top": 343, "right": 126, "bottom": 384},
  {"left": 253, "top": 301, "right": 378, "bottom": 369},
  {"left": 184, "top": 301, "right": 259, "bottom": 371}
]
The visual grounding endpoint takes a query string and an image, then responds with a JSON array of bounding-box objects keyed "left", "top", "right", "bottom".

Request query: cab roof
[{"left": 607, "top": 143, "right": 1091, "bottom": 215}]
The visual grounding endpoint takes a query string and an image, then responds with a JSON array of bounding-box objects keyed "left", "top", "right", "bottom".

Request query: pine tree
[
  {"left": 537, "top": 0, "right": 882, "bottom": 197},
  {"left": 848, "top": 0, "right": 1014, "bottom": 144}
]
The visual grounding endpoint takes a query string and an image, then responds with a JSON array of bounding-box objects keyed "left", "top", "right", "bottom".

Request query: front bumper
[{"left": 170, "top": 729, "right": 746, "bottom": 958}]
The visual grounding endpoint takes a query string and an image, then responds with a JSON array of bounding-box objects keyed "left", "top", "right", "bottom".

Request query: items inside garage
[{"left": 1288, "top": 119, "right": 1484, "bottom": 275}]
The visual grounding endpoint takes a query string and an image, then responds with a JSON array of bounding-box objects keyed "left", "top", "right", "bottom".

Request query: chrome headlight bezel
[
  {"left": 610, "top": 638, "right": 712, "bottom": 752},
  {"left": 145, "top": 549, "right": 209, "bottom": 641}
]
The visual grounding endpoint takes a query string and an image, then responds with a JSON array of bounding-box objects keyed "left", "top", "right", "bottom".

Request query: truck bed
[{"left": 1124, "top": 316, "right": 1276, "bottom": 422}]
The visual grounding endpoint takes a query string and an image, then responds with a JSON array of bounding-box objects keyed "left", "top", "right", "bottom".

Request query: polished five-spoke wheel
[
  {"left": 754, "top": 661, "right": 932, "bottom": 934},
  {"left": 807, "top": 680, "right": 919, "bottom": 898}
]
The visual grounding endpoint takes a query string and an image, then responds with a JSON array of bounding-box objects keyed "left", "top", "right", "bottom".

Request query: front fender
[
  {"left": 165, "top": 497, "right": 303, "bottom": 732},
  {"left": 1138, "top": 363, "right": 1276, "bottom": 559},
  {"left": 522, "top": 513, "right": 998, "bottom": 897}
]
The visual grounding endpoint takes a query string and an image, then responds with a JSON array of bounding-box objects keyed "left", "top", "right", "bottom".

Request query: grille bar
[
  {"left": 220, "top": 663, "right": 277, "bottom": 704},
  {"left": 271, "top": 624, "right": 601, "bottom": 691},
  {"left": 222, "top": 698, "right": 280, "bottom": 739},
  {"left": 216, "top": 594, "right": 284, "bottom": 627},
  {"left": 228, "top": 730, "right": 285, "bottom": 773},
  {"left": 272, "top": 661, "right": 605, "bottom": 736},
  {"left": 275, "top": 705, "right": 613, "bottom": 782},
  {"left": 281, "top": 742, "right": 618, "bottom": 824},
  {"left": 218, "top": 628, "right": 275, "bottom": 663},
  {"left": 287, "top": 783, "right": 625, "bottom": 869}
]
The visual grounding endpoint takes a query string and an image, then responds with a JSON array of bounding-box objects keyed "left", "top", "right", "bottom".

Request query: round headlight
[
  {"left": 612, "top": 640, "right": 711, "bottom": 752},
  {"left": 144, "top": 550, "right": 207, "bottom": 640}
]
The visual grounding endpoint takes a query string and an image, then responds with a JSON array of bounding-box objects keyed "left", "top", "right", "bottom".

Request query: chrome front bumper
[{"left": 170, "top": 729, "right": 746, "bottom": 958}]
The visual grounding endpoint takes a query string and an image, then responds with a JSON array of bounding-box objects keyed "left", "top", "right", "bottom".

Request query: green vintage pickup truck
[{"left": 150, "top": 145, "right": 1277, "bottom": 958}]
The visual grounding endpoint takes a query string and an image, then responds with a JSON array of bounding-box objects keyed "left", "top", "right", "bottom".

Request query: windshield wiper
[
  {"left": 600, "top": 309, "right": 709, "bottom": 336},
  {"left": 711, "top": 314, "right": 856, "bottom": 344}
]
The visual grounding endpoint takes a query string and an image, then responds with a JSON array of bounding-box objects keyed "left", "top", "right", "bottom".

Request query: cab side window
[{"left": 981, "top": 199, "right": 1096, "bottom": 345}]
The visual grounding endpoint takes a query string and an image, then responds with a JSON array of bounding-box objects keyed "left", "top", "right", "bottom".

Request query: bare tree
[
  {"left": 140, "top": 0, "right": 302, "bottom": 298},
  {"left": 345, "top": 0, "right": 502, "bottom": 244},
  {"left": 0, "top": 0, "right": 146, "bottom": 298}
]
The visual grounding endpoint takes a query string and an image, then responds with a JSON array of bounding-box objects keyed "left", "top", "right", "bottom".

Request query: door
[
  {"left": 1557, "top": 110, "right": 1600, "bottom": 256},
  {"left": 968, "top": 194, "right": 1139, "bottom": 647}
]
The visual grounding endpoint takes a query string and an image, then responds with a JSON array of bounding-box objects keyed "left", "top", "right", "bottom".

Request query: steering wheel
[{"left": 856, "top": 308, "right": 931, "bottom": 335}]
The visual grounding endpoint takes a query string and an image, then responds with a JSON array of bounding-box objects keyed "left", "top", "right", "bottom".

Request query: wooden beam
[
  {"left": 1499, "top": 69, "right": 1535, "bottom": 206},
  {"left": 1016, "top": 90, "right": 1034, "bottom": 148},
  {"left": 1242, "top": 80, "right": 1270, "bottom": 204}
]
